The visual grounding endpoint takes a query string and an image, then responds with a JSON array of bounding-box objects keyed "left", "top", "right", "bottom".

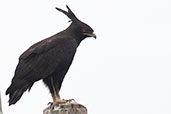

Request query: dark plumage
[{"left": 6, "top": 5, "right": 96, "bottom": 106}]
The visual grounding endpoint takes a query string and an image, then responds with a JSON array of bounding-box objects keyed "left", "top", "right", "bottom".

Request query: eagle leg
[
  {"left": 44, "top": 76, "right": 74, "bottom": 109},
  {"left": 49, "top": 77, "right": 73, "bottom": 109}
]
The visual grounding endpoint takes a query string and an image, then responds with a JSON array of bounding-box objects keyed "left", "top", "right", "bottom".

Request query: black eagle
[{"left": 6, "top": 5, "right": 96, "bottom": 106}]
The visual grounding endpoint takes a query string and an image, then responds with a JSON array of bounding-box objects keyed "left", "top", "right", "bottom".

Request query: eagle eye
[{"left": 82, "top": 29, "right": 86, "bottom": 33}]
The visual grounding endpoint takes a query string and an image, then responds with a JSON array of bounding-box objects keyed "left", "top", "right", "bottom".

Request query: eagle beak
[
  {"left": 83, "top": 32, "right": 96, "bottom": 39},
  {"left": 91, "top": 33, "right": 97, "bottom": 39}
]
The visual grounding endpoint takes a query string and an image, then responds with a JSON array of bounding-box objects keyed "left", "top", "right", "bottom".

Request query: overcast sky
[{"left": 0, "top": 0, "right": 171, "bottom": 114}]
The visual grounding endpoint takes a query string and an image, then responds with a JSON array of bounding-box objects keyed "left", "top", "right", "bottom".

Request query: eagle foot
[{"left": 48, "top": 99, "right": 75, "bottom": 110}]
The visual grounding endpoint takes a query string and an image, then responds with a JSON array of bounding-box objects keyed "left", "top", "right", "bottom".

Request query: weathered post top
[{"left": 43, "top": 102, "right": 87, "bottom": 114}]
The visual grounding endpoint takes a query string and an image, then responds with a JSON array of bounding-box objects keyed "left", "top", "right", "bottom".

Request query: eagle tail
[
  {"left": 6, "top": 82, "right": 32, "bottom": 106},
  {"left": 8, "top": 89, "right": 24, "bottom": 106}
]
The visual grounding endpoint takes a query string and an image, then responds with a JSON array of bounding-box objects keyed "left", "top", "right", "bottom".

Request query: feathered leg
[{"left": 43, "top": 76, "right": 72, "bottom": 109}]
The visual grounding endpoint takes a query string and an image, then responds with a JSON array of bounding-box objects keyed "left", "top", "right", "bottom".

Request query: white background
[{"left": 0, "top": 0, "right": 171, "bottom": 114}]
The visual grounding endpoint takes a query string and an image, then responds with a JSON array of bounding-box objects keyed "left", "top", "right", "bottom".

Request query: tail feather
[
  {"left": 8, "top": 89, "right": 24, "bottom": 106},
  {"left": 6, "top": 82, "right": 32, "bottom": 106}
]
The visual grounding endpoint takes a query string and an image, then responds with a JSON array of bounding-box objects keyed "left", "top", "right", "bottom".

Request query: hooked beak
[{"left": 83, "top": 32, "right": 96, "bottom": 39}]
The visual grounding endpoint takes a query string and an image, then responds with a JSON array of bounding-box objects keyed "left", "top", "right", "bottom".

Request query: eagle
[{"left": 6, "top": 5, "right": 96, "bottom": 107}]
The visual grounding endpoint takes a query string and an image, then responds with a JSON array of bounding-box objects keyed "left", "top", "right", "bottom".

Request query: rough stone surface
[{"left": 43, "top": 102, "right": 87, "bottom": 114}]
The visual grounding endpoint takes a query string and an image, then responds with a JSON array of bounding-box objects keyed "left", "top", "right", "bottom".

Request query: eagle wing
[
  {"left": 6, "top": 36, "right": 77, "bottom": 98},
  {"left": 18, "top": 36, "right": 77, "bottom": 81}
]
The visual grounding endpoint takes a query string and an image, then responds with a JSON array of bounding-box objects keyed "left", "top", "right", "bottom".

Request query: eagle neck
[{"left": 64, "top": 23, "right": 85, "bottom": 46}]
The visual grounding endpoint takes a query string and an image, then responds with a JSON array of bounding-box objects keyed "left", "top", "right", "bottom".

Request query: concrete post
[
  {"left": 43, "top": 102, "right": 87, "bottom": 114},
  {"left": 0, "top": 92, "right": 3, "bottom": 114}
]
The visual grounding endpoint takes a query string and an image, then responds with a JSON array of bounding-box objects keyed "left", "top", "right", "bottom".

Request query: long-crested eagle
[{"left": 6, "top": 5, "right": 96, "bottom": 107}]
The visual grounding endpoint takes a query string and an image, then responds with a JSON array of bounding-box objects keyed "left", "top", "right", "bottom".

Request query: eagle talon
[
  {"left": 72, "top": 98, "right": 75, "bottom": 102},
  {"left": 50, "top": 104, "right": 55, "bottom": 110},
  {"left": 48, "top": 102, "right": 52, "bottom": 106},
  {"left": 49, "top": 102, "right": 59, "bottom": 110},
  {"left": 65, "top": 98, "right": 75, "bottom": 103},
  {"left": 48, "top": 102, "right": 56, "bottom": 110}
]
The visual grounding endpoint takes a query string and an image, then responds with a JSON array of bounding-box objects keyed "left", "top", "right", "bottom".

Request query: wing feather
[{"left": 13, "top": 37, "right": 77, "bottom": 82}]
